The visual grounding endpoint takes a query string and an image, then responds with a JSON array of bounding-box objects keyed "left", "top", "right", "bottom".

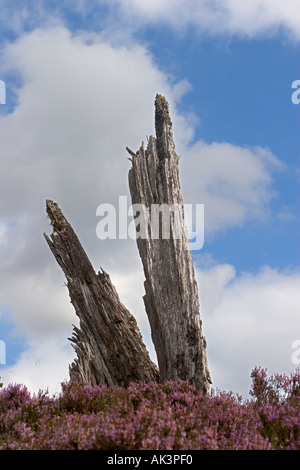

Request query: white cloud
[
  {"left": 0, "top": 26, "right": 186, "bottom": 229},
  {"left": 103, "top": 0, "right": 300, "bottom": 42},
  {"left": 0, "top": 26, "right": 193, "bottom": 392},
  {"left": 0, "top": 222, "right": 11, "bottom": 245},
  {"left": 0, "top": 25, "right": 292, "bottom": 395},
  {"left": 277, "top": 205, "right": 297, "bottom": 222},
  {"left": 197, "top": 263, "right": 300, "bottom": 396},
  {"left": 2, "top": 1, "right": 299, "bottom": 44},
  {"left": 197, "top": 262, "right": 236, "bottom": 315},
  {"left": 180, "top": 141, "right": 283, "bottom": 235},
  {"left": 2, "top": 337, "right": 75, "bottom": 395}
]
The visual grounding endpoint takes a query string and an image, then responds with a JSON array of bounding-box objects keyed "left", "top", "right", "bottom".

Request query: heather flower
[{"left": 0, "top": 368, "right": 299, "bottom": 450}]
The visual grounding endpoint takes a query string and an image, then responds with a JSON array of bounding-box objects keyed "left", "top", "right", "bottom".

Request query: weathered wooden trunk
[
  {"left": 127, "top": 95, "right": 211, "bottom": 393},
  {"left": 44, "top": 95, "right": 211, "bottom": 393},
  {"left": 44, "top": 200, "right": 159, "bottom": 387}
]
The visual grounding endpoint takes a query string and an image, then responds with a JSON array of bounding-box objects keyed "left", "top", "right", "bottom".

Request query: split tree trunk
[
  {"left": 127, "top": 94, "right": 211, "bottom": 393},
  {"left": 44, "top": 200, "right": 159, "bottom": 387},
  {"left": 44, "top": 94, "right": 211, "bottom": 394}
]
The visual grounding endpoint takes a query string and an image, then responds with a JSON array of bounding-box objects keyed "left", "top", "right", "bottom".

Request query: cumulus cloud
[
  {"left": 0, "top": 26, "right": 183, "bottom": 390},
  {"left": 1, "top": 1, "right": 299, "bottom": 43},
  {"left": 197, "top": 263, "right": 300, "bottom": 396},
  {"left": 3, "top": 336, "right": 75, "bottom": 394},
  {"left": 180, "top": 141, "right": 283, "bottom": 235},
  {"left": 102, "top": 0, "right": 300, "bottom": 42},
  {"left": 0, "top": 25, "right": 291, "bottom": 394}
]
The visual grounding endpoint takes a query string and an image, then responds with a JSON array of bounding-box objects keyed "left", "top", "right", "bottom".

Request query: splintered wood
[
  {"left": 128, "top": 95, "right": 211, "bottom": 393},
  {"left": 44, "top": 95, "right": 211, "bottom": 393},
  {"left": 44, "top": 200, "right": 159, "bottom": 387}
]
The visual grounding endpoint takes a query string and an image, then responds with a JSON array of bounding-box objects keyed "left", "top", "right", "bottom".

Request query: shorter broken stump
[{"left": 44, "top": 199, "right": 159, "bottom": 387}]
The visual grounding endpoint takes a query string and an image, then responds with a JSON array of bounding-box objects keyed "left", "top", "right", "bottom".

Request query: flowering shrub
[
  {"left": 250, "top": 367, "right": 300, "bottom": 450},
  {"left": 0, "top": 368, "right": 299, "bottom": 450}
]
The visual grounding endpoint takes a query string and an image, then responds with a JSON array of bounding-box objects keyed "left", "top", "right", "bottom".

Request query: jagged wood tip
[{"left": 44, "top": 199, "right": 159, "bottom": 387}]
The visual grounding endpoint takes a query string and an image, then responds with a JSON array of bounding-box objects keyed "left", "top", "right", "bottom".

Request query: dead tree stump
[
  {"left": 127, "top": 94, "right": 211, "bottom": 393},
  {"left": 44, "top": 94, "right": 211, "bottom": 393},
  {"left": 44, "top": 200, "right": 159, "bottom": 387}
]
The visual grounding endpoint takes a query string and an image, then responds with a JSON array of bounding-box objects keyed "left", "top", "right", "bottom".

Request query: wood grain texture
[
  {"left": 128, "top": 94, "right": 211, "bottom": 393},
  {"left": 44, "top": 200, "right": 159, "bottom": 387}
]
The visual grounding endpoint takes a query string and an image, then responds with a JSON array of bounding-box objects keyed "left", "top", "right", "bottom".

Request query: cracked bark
[
  {"left": 44, "top": 200, "right": 159, "bottom": 387},
  {"left": 128, "top": 94, "right": 211, "bottom": 393},
  {"left": 44, "top": 94, "right": 211, "bottom": 393}
]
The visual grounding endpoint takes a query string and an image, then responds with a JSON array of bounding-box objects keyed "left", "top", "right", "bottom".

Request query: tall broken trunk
[
  {"left": 44, "top": 200, "right": 159, "bottom": 387},
  {"left": 44, "top": 94, "right": 211, "bottom": 394},
  {"left": 128, "top": 94, "right": 211, "bottom": 393}
]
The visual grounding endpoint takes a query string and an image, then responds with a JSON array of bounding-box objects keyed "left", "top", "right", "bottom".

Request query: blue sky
[
  {"left": 0, "top": 0, "right": 299, "bottom": 396},
  {"left": 155, "top": 34, "right": 300, "bottom": 272}
]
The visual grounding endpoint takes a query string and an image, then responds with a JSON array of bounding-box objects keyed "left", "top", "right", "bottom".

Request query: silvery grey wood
[
  {"left": 128, "top": 95, "right": 211, "bottom": 393},
  {"left": 44, "top": 95, "right": 211, "bottom": 393},
  {"left": 44, "top": 199, "right": 159, "bottom": 387}
]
